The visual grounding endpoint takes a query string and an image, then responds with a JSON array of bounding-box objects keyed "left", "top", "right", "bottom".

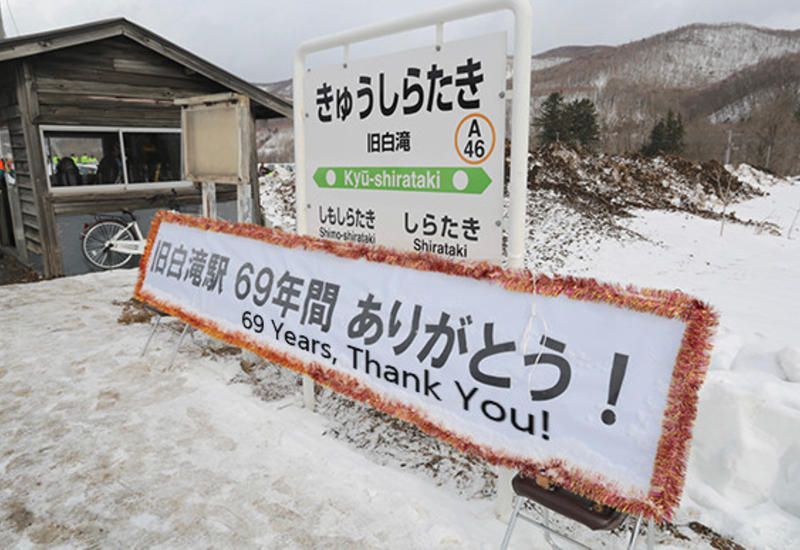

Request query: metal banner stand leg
[
  {"left": 646, "top": 518, "right": 655, "bottom": 549},
  {"left": 141, "top": 316, "right": 162, "bottom": 357},
  {"left": 499, "top": 496, "right": 524, "bottom": 550},
  {"left": 626, "top": 515, "right": 644, "bottom": 549},
  {"left": 495, "top": 467, "right": 515, "bottom": 518},
  {"left": 302, "top": 378, "right": 315, "bottom": 410},
  {"left": 167, "top": 323, "right": 190, "bottom": 370}
]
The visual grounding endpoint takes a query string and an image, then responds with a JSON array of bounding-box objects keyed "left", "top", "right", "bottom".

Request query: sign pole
[
  {"left": 201, "top": 181, "right": 217, "bottom": 218},
  {"left": 239, "top": 98, "right": 257, "bottom": 224},
  {"left": 176, "top": 93, "right": 261, "bottom": 370},
  {"left": 497, "top": 0, "right": 533, "bottom": 518},
  {"left": 236, "top": 185, "right": 253, "bottom": 223},
  {"left": 292, "top": 48, "right": 316, "bottom": 409}
]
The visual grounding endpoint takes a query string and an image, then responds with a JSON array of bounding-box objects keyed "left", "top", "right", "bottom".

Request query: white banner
[
  {"left": 135, "top": 212, "right": 717, "bottom": 521},
  {"left": 302, "top": 32, "right": 507, "bottom": 263}
]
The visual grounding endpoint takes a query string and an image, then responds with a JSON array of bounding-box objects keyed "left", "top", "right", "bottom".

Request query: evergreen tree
[
  {"left": 641, "top": 120, "right": 667, "bottom": 156},
  {"left": 641, "top": 109, "right": 684, "bottom": 156},
  {"left": 534, "top": 92, "right": 600, "bottom": 148},
  {"left": 664, "top": 110, "right": 685, "bottom": 154},
  {"left": 534, "top": 92, "right": 566, "bottom": 144},
  {"left": 565, "top": 98, "right": 600, "bottom": 147}
]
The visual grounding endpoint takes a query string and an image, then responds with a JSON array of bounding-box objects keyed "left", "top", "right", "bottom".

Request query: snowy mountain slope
[
  {"left": 529, "top": 45, "right": 615, "bottom": 71},
  {"left": 256, "top": 78, "right": 293, "bottom": 101},
  {"left": 529, "top": 23, "right": 800, "bottom": 169},
  {"left": 531, "top": 23, "right": 800, "bottom": 92},
  {"left": 682, "top": 52, "right": 800, "bottom": 123}
]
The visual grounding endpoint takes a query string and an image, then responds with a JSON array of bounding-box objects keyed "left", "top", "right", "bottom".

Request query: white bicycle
[
  {"left": 80, "top": 191, "right": 180, "bottom": 270},
  {"left": 80, "top": 209, "right": 147, "bottom": 270}
]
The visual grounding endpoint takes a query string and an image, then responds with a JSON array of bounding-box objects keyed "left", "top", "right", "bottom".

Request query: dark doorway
[{"left": 0, "top": 174, "right": 15, "bottom": 248}]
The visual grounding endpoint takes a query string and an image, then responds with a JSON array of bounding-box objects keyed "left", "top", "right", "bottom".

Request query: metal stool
[{"left": 500, "top": 473, "right": 653, "bottom": 549}]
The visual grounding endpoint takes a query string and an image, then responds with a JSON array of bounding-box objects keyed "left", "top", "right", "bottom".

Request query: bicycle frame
[{"left": 108, "top": 219, "right": 146, "bottom": 255}]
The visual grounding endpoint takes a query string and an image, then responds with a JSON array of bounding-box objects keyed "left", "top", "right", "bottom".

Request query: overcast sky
[{"left": 4, "top": 0, "right": 800, "bottom": 83}]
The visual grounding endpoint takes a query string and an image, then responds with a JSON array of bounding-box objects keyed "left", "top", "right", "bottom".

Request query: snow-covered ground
[
  {"left": 1, "top": 166, "right": 799, "bottom": 549},
  {"left": 556, "top": 172, "right": 800, "bottom": 549},
  {"left": 0, "top": 273, "right": 515, "bottom": 549}
]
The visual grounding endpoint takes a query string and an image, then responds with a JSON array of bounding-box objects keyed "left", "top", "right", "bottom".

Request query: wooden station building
[{"left": 0, "top": 18, "right": 291, "bottom": 277}]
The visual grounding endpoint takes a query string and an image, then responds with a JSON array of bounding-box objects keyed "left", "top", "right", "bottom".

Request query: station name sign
[{"left": 302, "top": 32, "right": 507, "bottom": 263}]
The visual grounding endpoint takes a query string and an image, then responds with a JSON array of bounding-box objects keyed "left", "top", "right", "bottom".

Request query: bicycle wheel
[{"left": 81, "top": 219, "right": 136, "bottom": 270}]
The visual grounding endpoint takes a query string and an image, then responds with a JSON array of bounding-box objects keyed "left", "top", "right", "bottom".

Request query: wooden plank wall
[
  {"left": 0, "top": 66, "right": 44, "bottom": 262},
  {"left": 31, "top": 36, "right": 229, "bottom": 127},
  {"left": 10, "top": 111, "right": 42, "bottom": 257},
  {"left": 0, "top": 73, "right": 25, "bottom": 256}
]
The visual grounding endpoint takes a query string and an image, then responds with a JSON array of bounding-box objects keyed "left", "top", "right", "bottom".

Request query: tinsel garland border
[{"left": 134, "top": 210, "right": 718, "bottom": 522}]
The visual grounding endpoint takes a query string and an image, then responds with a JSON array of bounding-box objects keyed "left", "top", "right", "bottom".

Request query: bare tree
[
  {"left": 752, "top": 89, "right": 796, "bottom": 169},
  {"left": 713, "top": 171, "right": 733, "bottom": 237}
]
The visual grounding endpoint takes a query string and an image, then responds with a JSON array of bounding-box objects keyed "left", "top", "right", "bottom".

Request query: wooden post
[
  {"left": 236, "top": 183, "right": 253, "bottom": 224},
  {"left": 201, "top": 181, "right": 217, "bottom": 218}
]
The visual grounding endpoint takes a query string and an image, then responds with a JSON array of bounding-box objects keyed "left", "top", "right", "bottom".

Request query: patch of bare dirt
[
  {"left": 114, "top": 298, "right": 157, "bottom": 324},
  {"left": 200, "top": 343, "right": 242, "bottom": 358},
  {"left": 0, "top": 254, "right": 41, "bottom": 286},
  {"left": 6, "top": 502, "right": 34, "bottom": 532},
  {"left": 528, "top": 143, "right": 763, "bottom": 225},
  {"left": 232, "top": 356, "right": 302, "bottom": 402},
  {"left": 687, "top": 521, "right": 747, "bottom": 550}
]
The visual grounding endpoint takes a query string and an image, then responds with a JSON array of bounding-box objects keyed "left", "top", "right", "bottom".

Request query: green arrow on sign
[{"left": 312, "top": 166, "right": 492, "bottom": 194}]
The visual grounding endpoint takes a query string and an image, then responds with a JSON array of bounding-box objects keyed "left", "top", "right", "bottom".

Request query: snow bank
[
  {"left": 554, "top": 177, "right": 800, "bottom": 548},
  {"left": 727, "top": 163, "right": 786, "bottom": 190}
]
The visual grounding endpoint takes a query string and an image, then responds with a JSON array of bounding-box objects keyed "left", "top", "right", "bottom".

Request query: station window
[{"left": 41, "top": 126, "right": 181, "bottom": 189}]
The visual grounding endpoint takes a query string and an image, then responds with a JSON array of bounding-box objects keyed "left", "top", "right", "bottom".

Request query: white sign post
[
  {"left": 294, "top": 0, "right": 533, "bottom": 514},
  {"left": 293, "top": 1, "right": 533, "bottom": 435}
]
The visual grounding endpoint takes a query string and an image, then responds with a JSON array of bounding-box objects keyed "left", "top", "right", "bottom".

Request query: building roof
[{"left": 0, "top": 18, "right": 292, "bottom": 119}]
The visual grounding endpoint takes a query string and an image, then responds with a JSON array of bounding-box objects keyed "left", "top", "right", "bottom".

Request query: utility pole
[
  {"left": 765, "top": 143, "right": 772, "bottom": 170},
  {"left": 789, "top": 203, "right": 800, "bottom": 240},
  {"left": 724, "top": 129, "right": 733, "bottom": 166}
]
